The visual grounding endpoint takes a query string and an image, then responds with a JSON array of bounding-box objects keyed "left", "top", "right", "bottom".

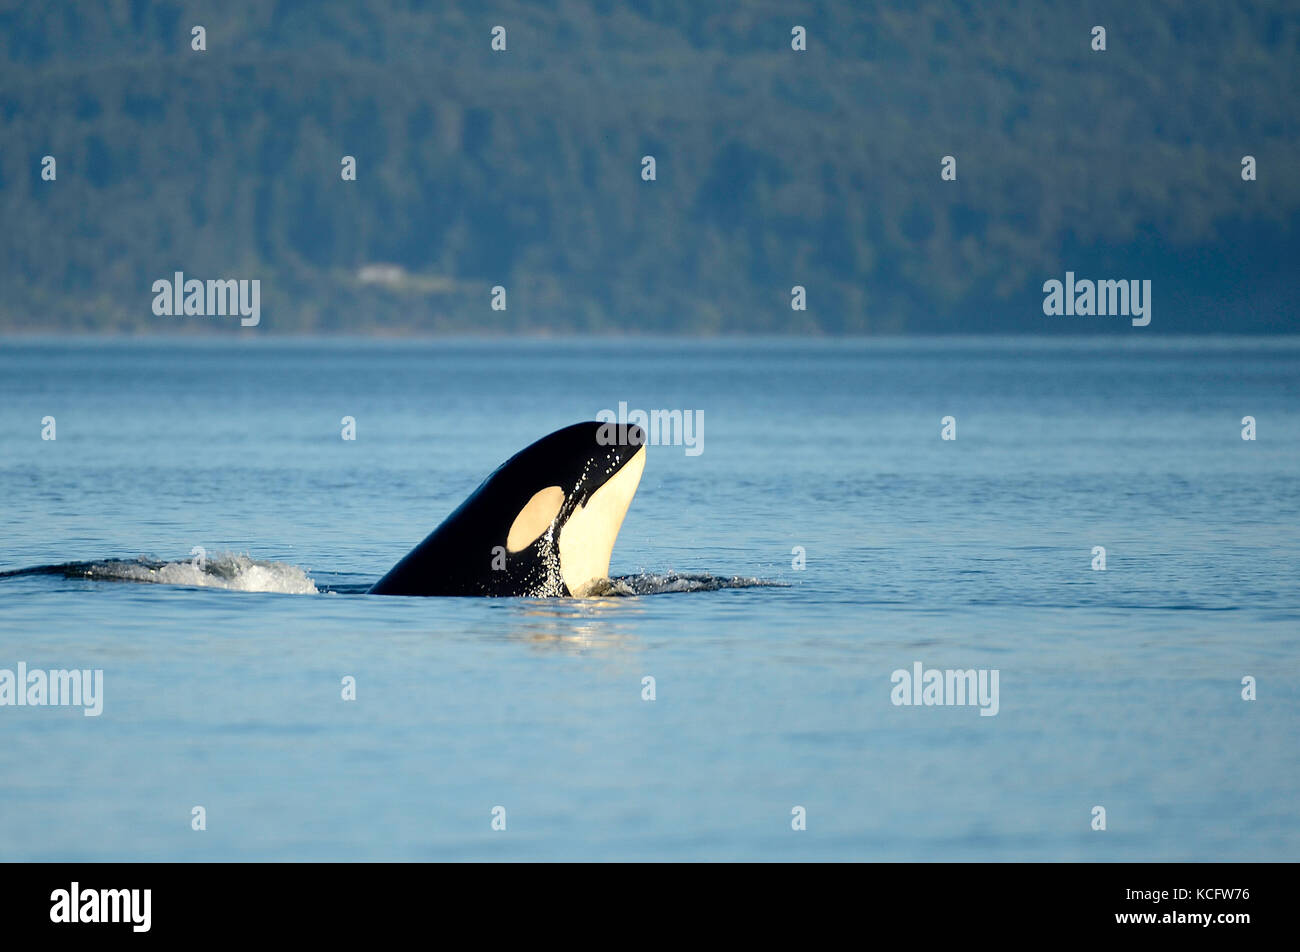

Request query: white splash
[
  {"left": 586, "top": 573, "right": 788, "bottom": 596},
  {"left": 73, "top": 553, "right": 318, "bottom": 594}
]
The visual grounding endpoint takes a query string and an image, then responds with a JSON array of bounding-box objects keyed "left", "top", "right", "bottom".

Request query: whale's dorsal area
[{"left": 368, "top": 422, "right": 646, "bottom": 597}]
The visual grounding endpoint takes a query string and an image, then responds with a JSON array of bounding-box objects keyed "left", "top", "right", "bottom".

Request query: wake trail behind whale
[
  {"left": 0, "top": 557, "right": 782, "bottom": 597},
  {"left": 0, "top": 554, "right": 319, "bottom": 594}
]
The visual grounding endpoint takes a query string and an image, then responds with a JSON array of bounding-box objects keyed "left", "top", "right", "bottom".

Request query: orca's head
[
  {"left": 368, "top": 421, "right": 648, "bottom": 597},
  {"left": 488, "top": 421, "right": 647, "bottom": 596}
]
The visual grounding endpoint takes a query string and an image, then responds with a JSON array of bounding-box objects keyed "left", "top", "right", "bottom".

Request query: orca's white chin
[{"left": 559, "top": 445, "right": 646, "bottom": 596}]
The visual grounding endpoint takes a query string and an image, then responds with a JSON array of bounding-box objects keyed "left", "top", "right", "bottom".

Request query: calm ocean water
[{"left": 0, "top": 336, "right": 1296, "bottom": 861}]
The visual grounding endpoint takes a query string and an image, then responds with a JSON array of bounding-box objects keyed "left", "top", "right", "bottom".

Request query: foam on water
[
  {"left": 593, "top": 572, "right": 789, "bottom": 595},
  {"left": 0, "top": 554, "right": 319, "bottom": 595}
]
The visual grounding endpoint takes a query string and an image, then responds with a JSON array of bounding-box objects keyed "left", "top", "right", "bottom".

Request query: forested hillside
[{"left": 1, "top": 0, "right": 1297, "bottom": 333}]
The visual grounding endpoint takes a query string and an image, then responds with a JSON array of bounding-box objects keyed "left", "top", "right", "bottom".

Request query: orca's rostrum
[{"left": 369, "top": 422, "right": 646, "bottom": 597}]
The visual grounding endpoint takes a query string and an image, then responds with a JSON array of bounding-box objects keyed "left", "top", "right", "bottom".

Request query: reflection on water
[{"left": 490, "top": 596, "right": 648, "bottom": 651}]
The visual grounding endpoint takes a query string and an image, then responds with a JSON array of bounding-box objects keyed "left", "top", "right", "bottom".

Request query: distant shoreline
[{"left": 4, "top": 332, "right": 1299, "bottom": 345}]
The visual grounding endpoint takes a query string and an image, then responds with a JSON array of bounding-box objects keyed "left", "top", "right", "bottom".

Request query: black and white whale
[{"left": 369, "top": 421, "right": 646, "bottom": 597}]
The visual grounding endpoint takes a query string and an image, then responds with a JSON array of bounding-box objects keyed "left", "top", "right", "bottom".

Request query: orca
[{"left": 369, "top": 422, "right": 646, "bottom": 596}]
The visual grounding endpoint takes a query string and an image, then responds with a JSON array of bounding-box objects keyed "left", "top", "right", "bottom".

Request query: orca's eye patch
[{"left": 506, "top": 486, "right": 565, "bottom": 552}]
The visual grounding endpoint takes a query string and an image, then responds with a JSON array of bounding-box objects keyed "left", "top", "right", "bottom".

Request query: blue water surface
[{"left": 0, "top": 336, "right": 1296, "bottom": 860}]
